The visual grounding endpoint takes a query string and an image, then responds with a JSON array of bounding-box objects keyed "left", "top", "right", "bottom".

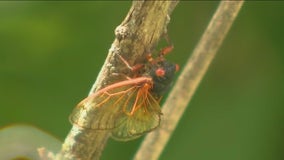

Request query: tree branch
[
  {"left": 56, "top": 1, "right": 179, "bottom": 160},
  {"left": 134, "top": 1, "right": 244, "bottom": 160}
]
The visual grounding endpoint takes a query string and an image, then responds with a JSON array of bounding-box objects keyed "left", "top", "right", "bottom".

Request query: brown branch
[
  {"left": 56, "top": 1, "right": 179, "bottom": 160},
  {"left": 134, "top": 1, "right": 244, "bottom": 160}
]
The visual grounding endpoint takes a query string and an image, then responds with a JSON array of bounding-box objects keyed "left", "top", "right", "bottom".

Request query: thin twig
[
  {"left": 134, "top": 1, "right": 244, "bottom": 160},
  {"left": 56, "top": 1, "right": 179, "bottom": 160}
]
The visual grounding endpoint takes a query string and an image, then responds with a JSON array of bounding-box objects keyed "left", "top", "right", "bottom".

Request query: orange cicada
[{"left": 70, "top": 44, "right": 178, "bottom": 141}]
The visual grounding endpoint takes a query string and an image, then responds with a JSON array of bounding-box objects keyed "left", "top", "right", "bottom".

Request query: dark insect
[{"left": 70, "top": 44, "right": 178, "bottom": 141}]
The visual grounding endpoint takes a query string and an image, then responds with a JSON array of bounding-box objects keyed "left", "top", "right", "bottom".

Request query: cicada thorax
[{"left": 144, "top": 58, "right": 178, "bottom": 99}]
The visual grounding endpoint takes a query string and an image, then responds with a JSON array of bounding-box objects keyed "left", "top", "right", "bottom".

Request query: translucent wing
[
  {"left": 69, "top": 85, "right": 137, "bottom": 130},
  {"left": 112, "top": 84, "right": 162, "bottom": 141},
  {"left": 69, "top": 78, "right": 162, "bottom": 139},
  {"left": 111, "top": 90, "right": 162, "bottom": 141}
]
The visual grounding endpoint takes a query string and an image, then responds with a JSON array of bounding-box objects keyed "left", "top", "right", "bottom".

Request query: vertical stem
[{"left": 134, "top": 1, "right": 244, "bottom": 160}]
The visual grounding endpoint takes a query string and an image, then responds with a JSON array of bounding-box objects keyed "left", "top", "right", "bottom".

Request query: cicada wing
[
  {"left": 111, "top": 92, "right": 162, "bottom": 141},
  {"left": 69, "top": 85, "right": 138, "bottom": 130}
]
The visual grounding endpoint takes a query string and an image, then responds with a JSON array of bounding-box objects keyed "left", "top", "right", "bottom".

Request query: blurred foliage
[
  {"left": 0, "top": 125, "right": 61, "bottom": 160},
  {"left": 0, "top": 1, "right": 284, "bottom": 160}
]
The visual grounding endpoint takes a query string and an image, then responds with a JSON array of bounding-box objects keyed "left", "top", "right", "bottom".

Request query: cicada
[{"left": 70, "top": 45, "right": 178, "bottom": 141}]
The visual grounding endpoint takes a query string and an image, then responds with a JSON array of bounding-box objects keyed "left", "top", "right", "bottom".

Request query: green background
[{"left": 1, "top": 1, "right": 284, "bottom": 160}]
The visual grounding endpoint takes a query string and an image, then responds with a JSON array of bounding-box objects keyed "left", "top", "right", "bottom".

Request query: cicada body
[{"left": 70, "top": 45, "right": 178, "bottom": 141}]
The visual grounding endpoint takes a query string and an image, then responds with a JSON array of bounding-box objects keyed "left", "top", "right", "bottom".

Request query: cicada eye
[
  {"left": 175, "top": 64, "right": 180, "bottom": 72},
  {"left": 155, "top": 68, "right": 166, "bottom": 77}
]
